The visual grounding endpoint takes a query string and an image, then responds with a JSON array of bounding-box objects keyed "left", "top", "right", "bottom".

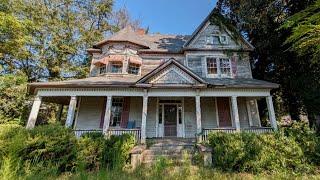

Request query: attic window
[
  {"left": 206, "top": 35, "right": 220, "bottom": 45},
  {"left": 108, "top": 62, "right": 122, "bottom": 73},
  {"left": 128, "top": 63, "right": 140, "bottom": 75}
]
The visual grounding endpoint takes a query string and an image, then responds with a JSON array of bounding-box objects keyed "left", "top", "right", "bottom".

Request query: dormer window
[
  {"left": 128, "top": 63, "right": 140, "bottom": 75},
  {"left": 108, "top": 62, "right": 122, "bottom": 73},
  {"left": 99, "top": 66, "right": 106, "bottom": 74},
  {"left": 206, "top": 57, "right": 231, "bottom": 77}
]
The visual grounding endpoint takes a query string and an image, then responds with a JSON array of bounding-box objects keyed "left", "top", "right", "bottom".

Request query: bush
[{"left": 208, "top": 132, "right": 313, "bottom": 173}]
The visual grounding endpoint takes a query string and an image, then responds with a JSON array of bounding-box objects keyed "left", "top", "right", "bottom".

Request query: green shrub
[{"left": 208, "top": 132, "right": 312, "bottom": 173}]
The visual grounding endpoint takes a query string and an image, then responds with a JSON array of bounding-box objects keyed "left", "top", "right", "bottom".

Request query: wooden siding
[
  {"left": 201, "top": 97, "right": 218, "bottom": 128},
  {"left": 238, "top": 97, "right": 250, "bottom": 129},
  {"left": 75, "top": 97, "right": 104, "bottom": 130},
  {"left": 184, "top": 97, "right": 197, "bottom": 138},
  {"left": 128, "top": 97, "right": 142, "bottom": 128},
  {"left": 146, "top": 97, "right": 157, "bottom": 138}
]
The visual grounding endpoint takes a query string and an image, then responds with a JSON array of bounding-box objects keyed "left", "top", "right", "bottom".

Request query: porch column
[
  {"left": 141, "top": 89, "right": 148, "bottom": 144},
  {"left": 103, "top": 96, "right": 112, "bottom": 134},
  {"left": 65, "top": 96, "right": 77, "bottom": 128},
  {"left": 266, "top": 96, "right": 278, "bottom": 131},
  {"left": 195, "top": 91, "right": 202, "bottom": 134},
  {"left": 26, "top": 96, "right": 42, "bottom": 129},
  {"left": 231, "top": 96, "right": 240, "bottom": 131}
]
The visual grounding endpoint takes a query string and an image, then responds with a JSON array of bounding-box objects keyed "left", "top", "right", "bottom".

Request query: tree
[
  {"left": 112, "top": 7, "right": 141, "bottom": 32},
  {"left": 281, "top": 0, "right": 320, "bottom": 62}
]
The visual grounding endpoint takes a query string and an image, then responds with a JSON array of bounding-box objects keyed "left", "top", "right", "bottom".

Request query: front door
[
  {"left": 217, "top": 97, "right": 232, "bottom": 127},
  {"left": 164, "top": 104, "right": 177, "bottom": 137}
]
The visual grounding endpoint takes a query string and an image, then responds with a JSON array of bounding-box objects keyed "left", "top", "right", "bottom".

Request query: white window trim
[{"left": 205, "top": 56, "right": 232, "bottom": 78}]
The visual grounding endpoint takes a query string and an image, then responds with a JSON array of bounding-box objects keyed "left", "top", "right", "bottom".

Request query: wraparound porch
[{"left": 26, "top": 87, "right": 278, "bottom": 143}]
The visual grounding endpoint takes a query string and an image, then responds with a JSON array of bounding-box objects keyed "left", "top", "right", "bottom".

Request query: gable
[
  {"left": 184, "top": 10, "right": 254, "bottom": 51},
  {"left": 147, "top": 64, "right": 198, "bottom": 84},
  {"left": 136, "top": 59, "right": 206, "bottom": 85}
]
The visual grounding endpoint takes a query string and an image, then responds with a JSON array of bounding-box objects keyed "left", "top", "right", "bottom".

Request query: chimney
[{"left": 136, "top": 28, "right": 146, "bottom": 35}]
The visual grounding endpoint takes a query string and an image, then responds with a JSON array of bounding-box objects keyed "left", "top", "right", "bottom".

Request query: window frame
[
  {"left": 205, "top": 56, "right": 232, "bottom": 78},
  {"left": 110, "top": 97, "right": 124, "bottom": 127},
  {"left": 99, "top": 66, "right": 106, "bottom": 74},
  {"left": 206, "top": 34, "right": 229, "bottom": 45},
  {"left": 108, "top": 62, "right": 123, "bottom": 74},
  {"left": 128, "top": 63, "right": 140, "bottom": 75}
]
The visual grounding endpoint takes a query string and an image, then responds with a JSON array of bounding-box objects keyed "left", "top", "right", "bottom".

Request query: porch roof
[{"left": 28, "top": 75, "right": 279, "bottom": 95}]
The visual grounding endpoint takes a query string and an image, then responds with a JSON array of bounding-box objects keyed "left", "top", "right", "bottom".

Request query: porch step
[{"left": 141, "top": 138, "right": 196, "bottom": 164}]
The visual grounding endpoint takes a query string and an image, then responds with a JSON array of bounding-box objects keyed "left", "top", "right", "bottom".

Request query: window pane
[
  {"left": 110, "top": 97, "right": 124, "bottom": 127},
  {"left": 206, "top": 57, "right": 217, "bottom": 74},
  {"left": 178, "top": 105, "right": 182, "bottom": 124},
  {"left": 128, "top": 63, "right": 140, "bottom": 75},
  {"left": 99, "top": 66, "right": 106, "bottom": 74},
  {"left": 109, "top": 62, "right": 122, "bottom": 73},
  {"left": 220, "top": 58, "right": 231, "bottom": 75},
  {"left": 158, "top": 105, "right": 162, "bottom": 124}
]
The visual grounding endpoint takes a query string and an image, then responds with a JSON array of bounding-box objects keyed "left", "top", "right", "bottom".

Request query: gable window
[
  {"left": 206, "top": 35, "right": 220, "bottom": 45},
  {"left": 108, "top": 62, "right": 122, "bottom": 73},
  {"left": 219, "top": 35, "right": 228, "bottom": 44},
  {"left": 99, "top": 66, "right": 106, "bottom": 74},
  {"left": 128, "top": 63, "right": 140, "bottom": 75},
  {"left": 110, "top": 97, "right": 124, "bottom": 127},
  {"left": 206, "top": 57, "right": 231, "bottom": 77}
]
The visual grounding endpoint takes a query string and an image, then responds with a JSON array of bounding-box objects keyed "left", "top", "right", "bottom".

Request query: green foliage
[
  {"left": 0, "top": 124, "right": 136, "bottom": 179},
  {"left": 208, "top": 132, "right": 312, "bottom": 173},
  {"left": 281, "top": 0, "right": 320, "bottom": 62},
  {"left": 0, "top": 74, "right": 28, "bottom": 124}
]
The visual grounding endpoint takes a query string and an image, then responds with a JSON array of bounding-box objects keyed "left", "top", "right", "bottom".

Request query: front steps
[{"left": 141, "top": 138, "right": 196, "bottom": 164}]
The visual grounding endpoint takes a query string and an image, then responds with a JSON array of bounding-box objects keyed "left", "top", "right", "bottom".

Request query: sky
[{"left": 114, "top": 0, "right": 217, "bottom": 35}]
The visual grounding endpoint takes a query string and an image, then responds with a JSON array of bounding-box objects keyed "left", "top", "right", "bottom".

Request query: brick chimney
[{"left": 136, "top": 28, "right": 146, "bottom": 35}]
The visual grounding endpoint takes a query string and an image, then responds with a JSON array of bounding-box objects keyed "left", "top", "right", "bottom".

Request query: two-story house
[{"left": 26, "top": 10, "right": 279, "bottom": 143}]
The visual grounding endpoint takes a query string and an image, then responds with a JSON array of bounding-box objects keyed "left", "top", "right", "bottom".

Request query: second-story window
[
  {"left": 206, "top": 57, "right": 231, "bottom": 77},
  {"left": 128, "top": 63, "right": 140, "bottom": 75},
  {"left": 108, "top": 62, "right": 122, "bottom": 73},
  {"left": 99, "top": 66, "right": 106, "bottom": 74}
]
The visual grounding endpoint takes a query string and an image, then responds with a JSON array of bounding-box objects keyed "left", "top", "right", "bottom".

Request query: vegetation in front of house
[
  {"left": 0, "top": 124, "right": 136, "bottom": 179},
  {"left": 207, "top": 122, "right": 320, "bottom": 174}
]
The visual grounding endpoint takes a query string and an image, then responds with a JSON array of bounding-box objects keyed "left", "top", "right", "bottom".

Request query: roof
[
  {"left": 92, "top": 26, "right": 189, "bottom": 53},
  {"left": 204, "top": 78, "right": 279, "bottom": 89}
]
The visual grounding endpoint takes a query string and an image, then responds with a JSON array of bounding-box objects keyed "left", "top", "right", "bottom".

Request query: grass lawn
[{"left": 32, "top": 159, "right": 320, "bottom": 180}]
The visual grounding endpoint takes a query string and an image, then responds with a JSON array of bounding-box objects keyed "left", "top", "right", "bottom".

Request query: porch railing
[
  {"left": 243, "top": 127, "right": 274, "bottom": 134},
  {"left": 74, "top": 129, "right": 103, "bottom": 138},
  {"left": 107, "top": 129, "right": 141, "bottom": 142},
  {"left": 200, "top": 127, "right": 274, "bottom": 142},
  {"left": 201, "top": 128, "right": 237, "bottom": 142}
]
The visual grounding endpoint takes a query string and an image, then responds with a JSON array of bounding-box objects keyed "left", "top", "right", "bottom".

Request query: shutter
[
  {"left": 120, "top": 97, "right": 130, "bottom": 128},
  {"left": 231, "top": 56, "right": 237, "bottom": 78},
  {"left": 100, "top": 97, "right": 107, "bottom": 128}
]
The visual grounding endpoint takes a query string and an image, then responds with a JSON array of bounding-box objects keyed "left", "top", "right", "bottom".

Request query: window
[
  {"left": 110, "top": 97, "right": 124, "bottom": 127},
  {"left": 128, "top": 63, "right": 140, "bottom": 75},
  {"left": 206, "top": 57, "right": 231, "bottom": 77},
  {"left": 220, "top": 58, "right": 231, "bottom": 76},
  {"left": 108, "top": 62, "right": 122, "bottom": 73},
  {"left": 206, "top": 35, "right": 229, "bottom": 45},
  {"left": 178, "top": 105, "right": 182, "bottom": 124},
  {"left": 99, "top": 66, "right": 106, "bottom": 74},
  {"left": 206, "top": 57, "right": 218, "bottom": 74}
]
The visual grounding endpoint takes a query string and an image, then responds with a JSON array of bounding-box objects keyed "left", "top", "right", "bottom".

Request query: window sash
[
  {"left": 128, "top": 63, "right": 140, "bottom": 75},
  {"left": 110, "top": 97, "right": 124, "bottom": 127},
  {"left": 206, "top": 57, "right": 231, "bottom": 77},
  {"left": 108, "top": 62, "right": 122, "bottom": 73}
]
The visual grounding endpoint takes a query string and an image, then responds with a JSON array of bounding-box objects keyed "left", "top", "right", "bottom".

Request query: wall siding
[
  {"left": 201, "top": 97, "right": 218, "bottom": 128},
  {"left": 146, "top": 97, "right": 157, "bottom": 138},
  {"left": 75, "top": 97, "right": 104, "bottom": 130},
  {"left": 238, "top": 97, "right": 250, "bottom": 129},
  {"left": 128, "top": 97, "right": 142, "bottom": 128}
]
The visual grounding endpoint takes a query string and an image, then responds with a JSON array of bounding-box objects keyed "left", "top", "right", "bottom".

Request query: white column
[
  {"left": 103, "top": 96, "right": 112, "bottom": 134},
  {"left": 141, "top": 89, "right": 148, "bottom": 144},
  {"left": 231, "top": 96, "right": 240, "bottom": 131},
  {"left": 26, "top": 96, "right": 42, "bottom": 129},
  {"left": 65, "top": 96, "right": 77, "bottom": 128},
  {"left": 195, "top": 94, "right": 202, "bottom": 134},
  {"left": 266, "top": 96, "right": 278, "bottom": 131}
]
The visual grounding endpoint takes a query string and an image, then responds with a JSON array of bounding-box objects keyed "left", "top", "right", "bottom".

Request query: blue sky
[{"left": 114, "top": 0, "right": 217, "bottom": 35}]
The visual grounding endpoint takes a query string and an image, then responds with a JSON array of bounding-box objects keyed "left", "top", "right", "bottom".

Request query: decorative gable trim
[{"left": 136, "top": 59, "right": 207, "bottom": 85}]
